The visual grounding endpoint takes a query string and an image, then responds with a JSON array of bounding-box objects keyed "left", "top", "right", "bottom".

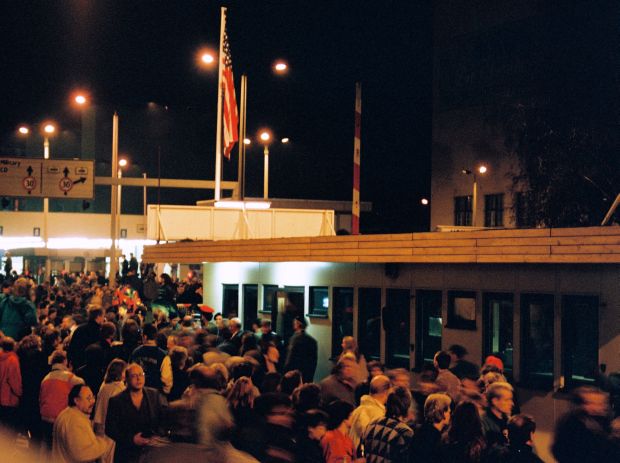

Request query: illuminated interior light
[{"left": 214, "top": 201, "right": 271, "bottom": 210}]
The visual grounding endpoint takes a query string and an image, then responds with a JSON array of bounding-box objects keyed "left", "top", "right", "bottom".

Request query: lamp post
[
  {"left": 462, "top": 165, "right": 488, "bottom": 227},
  {"left": 43, "top": 123, "right": 56, "bottom": 276},
  {"left": 259, "top": 130, "right": 271, "bottom": 199}
]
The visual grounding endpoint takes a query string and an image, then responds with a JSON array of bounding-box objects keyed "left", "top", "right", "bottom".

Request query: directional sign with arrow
[{"left": 0, "top": 157, "right": 93, "bottom": 199}]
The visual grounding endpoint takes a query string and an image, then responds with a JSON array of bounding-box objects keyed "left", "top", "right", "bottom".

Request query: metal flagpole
[
  {"left": 352, "top": 83, "right": 362, "bottom": 235},
  {"left": 214, "top": 7, "right": 227, "bottom": 201},
  {"left": 237, "top": 74, "right": 248, "bottom": 200},
  {"left": 109, "top": 112, "right": 119, "bottom": 286}
]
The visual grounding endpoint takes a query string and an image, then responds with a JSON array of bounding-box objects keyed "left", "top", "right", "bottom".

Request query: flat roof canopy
[{"left": 142, "top": 226, "right": 620, "bottom": 265}]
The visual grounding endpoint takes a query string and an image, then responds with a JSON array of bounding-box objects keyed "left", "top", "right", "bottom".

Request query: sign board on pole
[{"left": 0, "top": 157, "right": 94, "bottom": 199}]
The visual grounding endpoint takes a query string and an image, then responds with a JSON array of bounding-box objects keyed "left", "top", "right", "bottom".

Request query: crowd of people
[{"left": 0, "top": 268, "right": 619, "bottom": 462}]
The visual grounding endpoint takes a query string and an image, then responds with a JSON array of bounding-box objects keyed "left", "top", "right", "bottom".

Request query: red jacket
[
  {"left": 0, "top": 350, "right": 22, "bottom": 407},
  {"left": 39, "top": 365, "right": 84, "bottom": 423}
]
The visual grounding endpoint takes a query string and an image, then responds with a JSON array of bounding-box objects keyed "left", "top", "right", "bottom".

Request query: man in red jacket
[{"left": 0, "top": 336, "right": 22, "bottom": 433}]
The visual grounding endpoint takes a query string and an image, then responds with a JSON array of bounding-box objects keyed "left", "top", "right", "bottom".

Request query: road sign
[{"left": 0, "top": 157, "right": 94, "bottom": 199}]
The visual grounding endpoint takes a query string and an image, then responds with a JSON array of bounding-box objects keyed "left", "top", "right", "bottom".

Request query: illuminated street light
[
  {"left": 118, "top": 158, "right": 128, "bottom": 168},
  {"left": 281, "top": 137, "right": 289, "bottom": 144},
  {"left": 421, "top": 198, "right": 429, "bottom": 205},
  {"left": 43, "top": 124, "right": 56, "bottom": 134},
  {"left": 18, "top": 126, "right": 29, "bottom": 135},
  {"left": 201, "top": 52, "right": 215, "bottom": 65},
  {"left": 462, "top": 165, "right": 489, "bottom": 227},
  {"left": 259, "top": 130, "right": 273, "bottom": 199},
  {"left": 75, "top": 94, "right": 87, "bottom": 105},
  {"left": 274, "top": 61, "right": 288, "bottom": 73},
  {"left": 243, "top": 138, "right": 251, "bottom": 145}
]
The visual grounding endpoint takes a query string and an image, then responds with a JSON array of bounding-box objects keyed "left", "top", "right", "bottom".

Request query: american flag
[{"left": 221, "top": 17, "right": 239, "bottom": 159}]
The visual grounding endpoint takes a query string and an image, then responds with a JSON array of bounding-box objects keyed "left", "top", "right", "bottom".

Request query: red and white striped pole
[{"left": 352, "top": 82, "right": 362, "bottom": 235}]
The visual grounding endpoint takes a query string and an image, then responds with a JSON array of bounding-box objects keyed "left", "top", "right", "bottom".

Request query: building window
[
  {"left": 385, "top": 289, "right": 411, "bottom": 369},
  {"left": 483, "top": 293, "right": 514, "bottom": 376},
  {"left": 454, "top": 196, "right": 472, "bottom": 226},
  {"left": 358, "top": 288, "right": 382, "bottom": 361},
  {"left": 515, "top": 191, "right": 535, "bottom": 228},
  {"left": 222, "top": 284, "right": 239, "bottom": 319},
  {"left": 447, "top": 290, "right": 477, "bottom": 330},
  {"left": 262, "top": 285, "right": 278, "bottom": 313},
  {"left": 242, "top": 284, "right": 258, "bottom": 331},
  {"left": 484, "top": 194, "right": 504, "bottom": 227},
  {"left": 521, "top": 294, "right": 554, "bottom": 388},
  {"left": 562, "top": 295, "right": 598, "bottom": 387},
  {"left": 416, "top": 290, "right": 443, "bottom": 366},
  {"left": 332, "top": 287, "right": 354, "bottom": 358},
  {"left": 309, "top": 286, "right": 329, "bottom": 318}
]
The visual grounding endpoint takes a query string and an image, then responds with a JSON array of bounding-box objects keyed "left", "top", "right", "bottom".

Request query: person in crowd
[
  {"left": 489, "top": 414, "right": 544, "bottom": 463},
  {"left": 93, "top": 358, "right": 126, "bottom": 435},
  {"left": 552, "top": 386, "right": 620, "bottom": 463},
  {"left": 76, "top": 343, "right": 106, "bottom": 397},
  {"left": 105, "top": 363, "right": 168, "bottom": 463},
  {"left": 130, "top": 323, "right": 171, "bottom": 393},
  {"left": 0, "top": 277, "right": 37, "bottom": 341},
  {"left": 39, "top": 350, "right": 85, "bottom": 448},
  {"left": 17, "top": 333, "right": 48, "bottom": 443},
  {"left": 280, "top": 369, "right": 303, "bottom": 397},
  {"left": 442, "top": 400, "right": 488, "bottom": 463},
  {"left": 68, "top": 306, "right": 104, "bottom": 370},
  {"left": 448, "top": 344, "right": 480, "bottom": 380},
  {"left": 292, "top": 382, "right": 322, "bottom": 415},
  {"left": 110, "top": 318, "right": 142, "bottom": 362},
  {"left": 355, "top": 360, "right": 386, "bottom": 405},
  {"left": 167, "top": 345, "right": 190, "bottom": 401},
  {"left": 0, "top": 336, "right": 22, "bottom": 433},
  {"left": 320, "top": 355, "right": 358, "bottom": 406},
  {"left": 242, "top": 392, "right": 297, "bottom": 462},
  {"left": 361, "top": 386, "right": 414, "bottom": 463},
  {"left": 348, "top": 374, "right": 391, "bottom": 449},
  {"left": 284, "top": 316, "right": 318, "bottom": 383},
  {"left": 296, "top": 408, "right": 329, "bottom": 463},
  {"left": 52, "top": 384, "right": 115, "bottom": 463},
  {"left": 339, "top": 336, "right": 368, "bottom": 384},
  {"left": 481, "top": 381, "right": 514, "bottom": 448},
  {"left": 410, "top": 392, "right": 452, "bottom": 462},
  {"left": 261, "top": 340, "right": 281, "bottom": 374},
  {"left": 228, "top": 375, "right": 261, "bottom": 448},
  {"left": 89, "top": 321, "right": 117, "bottom": 369},
  {"left": 321, "top": 399, "right": 358, "bottom": 463},
  {"left": 434, "top": 350, "right": 461, "bottom": 402},
  {"left": 228, "top": 317, "right": 244, "bottom": 352}
]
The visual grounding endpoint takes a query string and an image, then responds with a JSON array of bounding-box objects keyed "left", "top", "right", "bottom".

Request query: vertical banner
[{"left": 352, "top": 83, "right": 362, "bottom": 235}]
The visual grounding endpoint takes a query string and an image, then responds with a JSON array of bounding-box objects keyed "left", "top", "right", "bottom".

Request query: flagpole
[
  {"left": 352, "top": 82, "right": 362, "bottom": 234},
  {"left": 237, "top": 74, "right": 248, "bottom": 200},
  {"left": 214, "top": 7, "right": 227, "bottom": 201}
]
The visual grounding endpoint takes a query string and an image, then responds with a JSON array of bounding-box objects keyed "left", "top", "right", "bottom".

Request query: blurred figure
[
  {"left": 354, "top": 360, "right": 385, "bottom": 405},
  {"left": 441, "top": 401, "right": 487, "bottom": 463},
  {"left": 0, "top": 337, "right": 22, "bottom": 433},
  {"left": 339, "top": 336, "right": 368, "bottom": 384},
  {"left": 0, "top": 278, "right": 37, "bottom": 341},
  {"left": 448, "top": 344, "right": 479, "bottom": 380},
  {"left": 284, "top": 316, "right": 318, "bottom": 383},
  {"left": 489, "top": 414, "right": 544, "bottom": 463},
  {"left": 295, "top": 408, "right": 329, "bottom": 463},
  {"left": 410, "top": 393, "right": 452, "bottom": 462},
  {"left": 320, "top": 355, "right": 358, "bottom": 406},
  {"left": 434, "top": 350, "right": 461, "bottom": 402},
  {"left": 553, "top": 386, "right": 620, "bottom": 463}
]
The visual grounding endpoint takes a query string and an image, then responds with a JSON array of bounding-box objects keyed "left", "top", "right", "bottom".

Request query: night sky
[{"left": 0, "top": 1, "right": 432, "bottom": 233}]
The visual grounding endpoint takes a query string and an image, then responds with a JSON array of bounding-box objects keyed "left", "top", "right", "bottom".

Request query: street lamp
[
  {"left": 259, "top": 130, "right": 272, "bottom": 199},
  {"left": 461, "top": 165, "right": 488, "bottom": 227},
  {"left": 18, "top": 126, "right": 29, "bottom": 135},
  {"left": 273, "top": 60, "right": 288, "bottom": 74}
]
